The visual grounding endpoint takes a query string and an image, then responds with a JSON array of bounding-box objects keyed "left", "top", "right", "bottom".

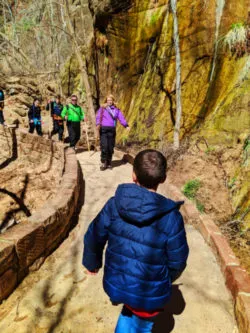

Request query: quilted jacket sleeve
[
  {"left": 166, "top": 210, "right": 189, "bottom": 282},
  {"left": 82, "top": 200, "right": 111, "bottom": 272}
]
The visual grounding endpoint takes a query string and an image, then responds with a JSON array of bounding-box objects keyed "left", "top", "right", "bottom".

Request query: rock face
[
  {"left": 87, "top": 0, "right": 250, "bottom": 226},
  {"left": 90, "top": 0, "right": 249, "bottom": 142}
]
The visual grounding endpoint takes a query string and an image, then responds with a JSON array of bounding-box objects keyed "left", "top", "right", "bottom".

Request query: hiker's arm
[
  {"left": 96, "top": 108, "right": 101, "bottom": 126},
  {"left": 82, "top": 200, "right": 111, "bottom": 272},
  {"left": 28, "top": 107, "right": 33, "bottom": 121},
  {"left": 39, "top": 108, "right": 42, "bottom": 120},
  {"left": 166, "top": 211, "right": 189, "bottom": 282},
  {"left": 60, "top": 105, "right": 68, "bottom": 119},
  {"left": 117, "top": 109, "right": 129, "bottom": 128},
  {"left": 80, "top": 107, "right": 85, "bottom": 121}
]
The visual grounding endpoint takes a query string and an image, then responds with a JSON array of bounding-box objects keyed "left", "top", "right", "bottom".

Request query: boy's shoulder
[
  {"left": 157, "top": 208, "right": 185, "bottom": 237},
  {"left": 103, "top": 196, "right": 116, "bottom": 213}
]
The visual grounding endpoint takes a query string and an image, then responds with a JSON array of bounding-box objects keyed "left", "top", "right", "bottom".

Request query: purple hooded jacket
[{"left": 96, "top": 105, "right": 128, "bottom": 128}]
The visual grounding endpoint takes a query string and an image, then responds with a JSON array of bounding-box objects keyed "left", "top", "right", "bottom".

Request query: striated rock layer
[{"left": 87, "top": 0, "right": 250, "bottom": 229}]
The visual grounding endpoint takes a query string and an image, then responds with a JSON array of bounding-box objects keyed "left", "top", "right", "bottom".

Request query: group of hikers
[
  {"left": 28, "top": 94, "right": 84, "bottom": 150},
  {"left": 28, "top": 93, "right": 129, "bottom": 169},
  {"left": 0, "top": 89, "right": 130, "bottom": 170}
]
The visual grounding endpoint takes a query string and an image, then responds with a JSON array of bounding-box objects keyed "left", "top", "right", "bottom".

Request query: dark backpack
[
  {"left": 0, "top": 90, "right": 4, "bottom": 101},
  {"left": 53, "top": 102, "right": 63, "bottom": 116}
]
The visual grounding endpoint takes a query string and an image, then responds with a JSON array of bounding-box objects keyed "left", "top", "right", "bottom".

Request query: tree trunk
[
  {"left": 171, "top": 0, "right": 182, "bottom": 150},
  {"left": 63, "top": 0, "right": 97, "bottom": 139}
]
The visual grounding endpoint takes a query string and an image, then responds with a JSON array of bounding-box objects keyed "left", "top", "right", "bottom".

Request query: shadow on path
[
  {"left": 111, "top": 159, "right": 127, "bottom": 169},
  {"left": 0, "top": 174, "right": 31, "bottom": 231},
  {"left": 153, "top": 285, "right": 186, "bottom": 333}
]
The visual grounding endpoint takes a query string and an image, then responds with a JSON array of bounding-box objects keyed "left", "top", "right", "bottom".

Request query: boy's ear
[
  {"left": 160, "top": 174, "right": 167, "bottom": 184},
  {"left": 132, "top": 171, "right": 138, "bottom": 183}
]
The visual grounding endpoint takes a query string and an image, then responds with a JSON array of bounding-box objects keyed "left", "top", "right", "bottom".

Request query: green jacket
[{"left": 61, "top": 104, "right": 84, "bottom": 122}]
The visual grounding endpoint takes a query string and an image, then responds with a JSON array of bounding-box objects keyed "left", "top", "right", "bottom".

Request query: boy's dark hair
[
  {"left": 133, "top": 149, "right": 167, "bottom": 189},
  {"left": 56, "top": 94, "right": 61, "bottom": 99}
]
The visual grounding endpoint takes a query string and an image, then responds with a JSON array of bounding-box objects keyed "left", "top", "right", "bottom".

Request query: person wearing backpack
[
  {"left": 0, "top": 89, "right": 4, "bottom": 102},
  {"left": 46, "top": 95, "right": 64, "bottom": 141},
  {"left": 60, "top": 95, "right": 84, "bottom": 150},
  {"left": 96, "top": 94, "right": 129, "bottom": 171},
  {"left": 0, "top": 89, "right": 7, "bottom": 126},
  {"left": 0, "top": 101, "right": 5, "bottom": 125},
  {"left": 28, "top": 98, "right": 43, "bottom": 136}
]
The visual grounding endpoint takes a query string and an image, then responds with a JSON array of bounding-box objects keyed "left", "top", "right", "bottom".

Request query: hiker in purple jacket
[{"left": 96, "top": 94, "right": 129, "bottom": 171}]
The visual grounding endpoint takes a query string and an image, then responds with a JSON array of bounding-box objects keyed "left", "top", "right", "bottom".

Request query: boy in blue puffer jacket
[{"left": 83, "top": 149, "right": 189, "bottom": 333}]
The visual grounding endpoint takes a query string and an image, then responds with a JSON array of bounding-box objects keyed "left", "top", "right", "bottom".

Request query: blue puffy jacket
[{"left": 83, "top": 183, "right": 189, "bottom": 311}]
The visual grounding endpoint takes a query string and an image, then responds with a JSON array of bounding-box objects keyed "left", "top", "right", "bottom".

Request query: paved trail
[{"left": 0, "top": 151, "right": 237, "bottom": 333}]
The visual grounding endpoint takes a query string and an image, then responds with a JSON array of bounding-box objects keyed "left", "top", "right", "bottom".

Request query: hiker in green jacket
[{"left": 61, "top": 95, "right": 84, "bottom": 149}]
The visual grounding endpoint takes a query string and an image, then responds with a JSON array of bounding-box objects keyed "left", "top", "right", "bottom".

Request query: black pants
[
  {"left": 0, "top": 110, "right": 4, "bottom": 124},
  {"left": 51, "top": 120, "right": 64, "bottom": 141},
  {"left": 29, "top": 122, "right": 42, "bottom": 136},
  {"left": 68, "top": 121, "right": 81, "bottom": 147},
  {"left": 100, "top": 126, "right": 116, "bottom": 163}
]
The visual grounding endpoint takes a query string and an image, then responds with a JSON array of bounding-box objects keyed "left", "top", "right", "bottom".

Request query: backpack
[
  {"left": 0, "top": 90, "right": 4, "bottom": 101},
  {"left": 53, "top": 102, "right": 63, "bottom": 116}
]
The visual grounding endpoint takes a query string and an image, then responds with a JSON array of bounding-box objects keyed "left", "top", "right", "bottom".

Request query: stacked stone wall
[{"left": 0, "top": 131, "right": 80, "bottom": 302}]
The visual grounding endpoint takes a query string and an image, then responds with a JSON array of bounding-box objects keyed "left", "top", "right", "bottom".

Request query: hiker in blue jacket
[
  {"left": 83, "top": 149, "right": 189, "bottom": 333},
  {"left": 0, "top": 90, "right": 6, "bottom": 125},
  {"left": 28, "top": 98, "right": 42, "bottom": 136},
  {"left": 0, "top": 102, "right": 5, "bottom": 125},
  {"left": 46, "top": 95, "right": 64, "bottom": 141}
]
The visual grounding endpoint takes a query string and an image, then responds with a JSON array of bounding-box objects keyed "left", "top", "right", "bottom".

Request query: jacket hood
[{"left": 115, "top": 184, "right": 183, "bottom": 224}]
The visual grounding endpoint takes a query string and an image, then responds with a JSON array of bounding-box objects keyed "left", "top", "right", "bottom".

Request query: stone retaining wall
[
  {"left": 0, "top": 133, "right": 80, "bottom": 302},
  {"left": 0, "top": 126, "right": 14, "bottom": 165},
  {"left": 114, "top": 150, "right": 250, "bottom": 333}
]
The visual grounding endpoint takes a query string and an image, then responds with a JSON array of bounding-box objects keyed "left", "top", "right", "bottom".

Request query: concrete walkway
[{"left": 0, "top": 151, "right": 238, "bottom": 333}]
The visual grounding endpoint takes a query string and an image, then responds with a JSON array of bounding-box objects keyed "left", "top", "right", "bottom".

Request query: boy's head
[{"left": 133, "top": 149, "right": 167, "bottom": 190}]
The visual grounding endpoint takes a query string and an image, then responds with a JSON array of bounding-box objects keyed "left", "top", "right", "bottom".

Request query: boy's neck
[
  {"left": 148, "top": 188, "right": 157, "bottom": 193},
  {"left": 135, "top": 182, "right": 157, "bottom": 193}
]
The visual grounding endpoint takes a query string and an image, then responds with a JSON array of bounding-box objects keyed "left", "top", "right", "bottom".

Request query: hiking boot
[
  {"left": 107, "top": 160, "right": 112, "bottom": 169},
  {"left": 100, "top": 163, "right": 107, "bottom": 171}
]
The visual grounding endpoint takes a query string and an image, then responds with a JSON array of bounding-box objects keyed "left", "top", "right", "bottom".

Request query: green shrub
[
  {"left": 243, "top": 138, "right": 250, "bottom": 166},
  {"left": 228, "top": 177, "right": 237, "bottom": 189},
  {"left": 182, "top": 179, "right": 201, "bottom": 200},
  {"left": 196, "top": 200, "right": 205, "bottom": 213},
  {"left": 223, "top": 22, "right": 247, "bottom": 57},
  {"left": 243, "top": 138, "right": 250, "bottom": 152},
  {"left": 182, "top": 179, "right": 204, "bottom": 214},
  {"left": 205, "top": 146, "right": 216, "bottom": 154},
  {"left": 121, "top": 135, "right": 127, "bottom": 146}
]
